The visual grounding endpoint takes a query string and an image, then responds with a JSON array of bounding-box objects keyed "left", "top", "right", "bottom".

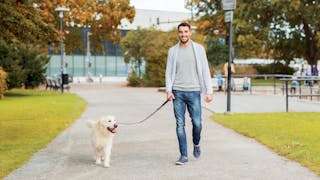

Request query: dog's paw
[
  {"left": 103, "top": 163, "right": 110, "bottom": 168},
  {"left": 95, "top": 159, "right": 102, "bottom": 165}
]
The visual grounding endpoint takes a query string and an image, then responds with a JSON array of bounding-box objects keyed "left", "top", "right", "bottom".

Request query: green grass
[
  {"left": 0, "top": 89, "right": 87, "bottom": 179},
  {"left": 212, "top": 113, "right": 320, "bottom": 175},
  {"left": 251, "top": 78, "right": 281, "bottom": 86}
]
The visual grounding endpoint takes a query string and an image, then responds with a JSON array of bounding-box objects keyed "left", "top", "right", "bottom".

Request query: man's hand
[
  {"left": 167, "top": 92, "right": 175, "bottom": 101},
  {"left": 204, "top": 94, "right": 213, "bottom": 103}
]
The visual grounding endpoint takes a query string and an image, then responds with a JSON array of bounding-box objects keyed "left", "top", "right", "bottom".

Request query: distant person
[
  {"left": 217, "top": 73, "right": 223, "bottom": 91},
  {"left": 293, "top": 68, "right": 301, "bottom": 76},
  {"left": 223, "top": 62, "right": 235, "bottom": 77},
  {"left": 290, "top": 77, "right": 299, "bottom": 94},
  {"left": 223, "top": 62, "right": 236, "bottom": 91},
  {"left": 243, "top": 76, "right": 250, "bottom": 91},
  {"left": 311, "top": 64, "right": 318, "bottom": 84},
  {"left": 311, "top": 64, "right": 318, "bottom": 76},
  {"left": 306, "top": 64, "right": 312, "bottom": 76},
  {"left": 301, "top": 67, "right": 306, "bottom": 76},
  {"left": 304, "top": 64, "right": 313, "bottom": 86},
  {"left": 165, "top": 22, "right": 213, "bottom": 165}
]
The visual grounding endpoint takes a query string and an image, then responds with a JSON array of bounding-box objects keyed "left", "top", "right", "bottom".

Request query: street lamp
[
  {"left": 222, "top": 0, "right": 237, "bottom": 114},
  {"left": 55, "top": 6, "right": 70, "bottom": 93},
  {"left": 86, "top": 31, "right": 92, "bottom": 82}
]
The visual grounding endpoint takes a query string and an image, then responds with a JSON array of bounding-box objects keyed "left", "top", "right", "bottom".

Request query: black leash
[{"left": 118, "top": 99, "right": 170, "bottom": 125}]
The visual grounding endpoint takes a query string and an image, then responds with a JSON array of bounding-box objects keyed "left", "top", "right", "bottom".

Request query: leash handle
[{"left": 118, "top": 99, "right": 170, "bottom": 125}]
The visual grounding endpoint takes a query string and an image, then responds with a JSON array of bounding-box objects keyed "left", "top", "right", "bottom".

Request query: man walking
[{"left": 165, "top": 22, "right": 213, "bottom": 165}]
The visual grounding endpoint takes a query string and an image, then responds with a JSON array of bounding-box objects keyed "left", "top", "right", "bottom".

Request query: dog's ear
[{"left": 86, "top": 120, "right": 95, "bottom": 128}]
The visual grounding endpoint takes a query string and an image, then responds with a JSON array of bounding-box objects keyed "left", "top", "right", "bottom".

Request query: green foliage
[
  {"left": 254, "top": 62, "right": 295, "bottom": 75},
  {"left": 0, "top": 67, "right": 8, "bottom": 99},
  {"left": 0, "top": 41, "right": 49, "bottom": 89},
  {"left": 205, "top": 37, "right": 228, "bottom": 66},
  {"left": 127, "top": 71, "right": 143, "bottom": 87},
  {"left": 140, "top": 30, "right": 177, "bottom": 87},
  {"left": 0, "top": 1, "right": 54, "bottom": 89},
  {"left": 212, "top": 112, "right": 320, "bottom": 175},
  {"left": 187, "top": 0, "right": 226, "bottom": 37},
  {"left": 0, "top": 89, "right": 87, "bottom": 179},
  {"left": 121, "top": 29, "right": 178, "bottom": 87},
  {"left": 33, "top": 0, "right": 135, "bottom": 54},
  {"left": 0, "top": 2, "right": 56, "bottom": 47},
  {"left": 189, "top": 0, "right": 320, "bottom": 66},
  {"left": 120, "top": 28, "right": 148, "bottom": 76}
]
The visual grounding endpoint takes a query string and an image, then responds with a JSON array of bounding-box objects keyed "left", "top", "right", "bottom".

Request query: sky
[{"left": 130, "top": 0, "right": 190, "bottom": 12}]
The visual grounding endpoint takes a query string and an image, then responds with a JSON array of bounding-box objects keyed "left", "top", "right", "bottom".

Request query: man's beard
[{"left": 180, "top": 37, "right": 189, "bottom": 44}]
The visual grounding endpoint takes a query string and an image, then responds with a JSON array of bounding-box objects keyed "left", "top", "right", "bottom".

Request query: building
[{"left": 120, "top": 9, "right": 191, "bottom": 31}]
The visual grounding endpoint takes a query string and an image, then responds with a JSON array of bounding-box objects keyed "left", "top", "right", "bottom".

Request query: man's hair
[{"left": 178, "top": 22, "right": 191, "bottom": 30}]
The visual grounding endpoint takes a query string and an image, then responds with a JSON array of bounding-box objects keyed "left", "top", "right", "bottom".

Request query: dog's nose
[{"left": 114, "top": 124, "right": 118, "bottom": 128}]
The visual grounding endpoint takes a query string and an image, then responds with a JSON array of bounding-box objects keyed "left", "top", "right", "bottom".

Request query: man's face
[{"left": 178, "top": 26, "right": 192, "bottom": 44}]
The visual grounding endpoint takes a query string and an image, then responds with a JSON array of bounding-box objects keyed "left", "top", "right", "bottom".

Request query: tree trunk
[{"left": 303, "top": 19, "right": 319, "bottom": 66}]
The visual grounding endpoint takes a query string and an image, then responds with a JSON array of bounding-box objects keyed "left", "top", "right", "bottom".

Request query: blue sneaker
[
  {"left": 193, "top": 145, "right": 201, "bottom": 158},
  {"left": 175, "top": 156, "right": 188, "bottom": 165}
]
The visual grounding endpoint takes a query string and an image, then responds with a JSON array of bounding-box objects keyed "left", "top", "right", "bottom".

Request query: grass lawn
[
  {"left": 0, "top": 89, "right": 87, "bottom": 179},
  {"left": 251, "top": 78, "right": 282, "bottom": 86},
  {"left": 212, "top": 112, "right": 320, "bottom": 175}
]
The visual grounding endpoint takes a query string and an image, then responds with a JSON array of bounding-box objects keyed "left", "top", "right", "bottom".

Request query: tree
[
  {"left": 188, "top": 0, "right": 320, "bottom": 68},
  {"left": 269, "top": 0, "right": 319, "bottom": 66},
  {"left": 0, "top": 40, "right": 49, "bottom": 89},
  {"left": 0, "top": 1, "right": 55, "bottom": 89},
  {"left": 205, "top": 37, "right": 228, "bottom": 66},
  {"left": 36, "top": 0, "right": 136, "bottom": 54},
  {"left": 0, "top": 1, "right": 57, "bottom": 48},
  {"left": 186, "top": 0, "right": 226, "bottom": 37},
  {"left": 120, "top": 28, "right": 148, "bottom": 77},
  {"left": 0, "top": 0, "right": 135, "bottom": 89},
  {"left": 140, "top": 30, "right": 177, "bottom": 86},
  {"left": 120, "top": 28, "right": 178, "bottom": 87}
]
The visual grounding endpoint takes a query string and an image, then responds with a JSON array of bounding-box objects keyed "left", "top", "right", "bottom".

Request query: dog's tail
[{"left": 86, "top": 120, "right": 96, "bottom": 128}]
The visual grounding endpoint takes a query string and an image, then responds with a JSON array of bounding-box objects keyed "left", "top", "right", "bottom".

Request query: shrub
[
  {"left": 234, "top": 64, "right": 258, "bottom": 75},
  {"left": 254, "top": 62, "right": 295, "bottom": 75},
  {"left": 205, "top": 38, "right": 228, "bottom": 66},
  {"left": 0, "top": 41, "right": 49, "bottom": 89},
  {"left": 0, "top": 66, "right": 7, "bottom": 99},
  {"left": 127, "top": 71, "right": 143, "bottom": 87}
]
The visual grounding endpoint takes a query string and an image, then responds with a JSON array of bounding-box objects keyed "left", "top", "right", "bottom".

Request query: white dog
[{"left": 86, "top": 115, "right": 118, "bottom": 167}]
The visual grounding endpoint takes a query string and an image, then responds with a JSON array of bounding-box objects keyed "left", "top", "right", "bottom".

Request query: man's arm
[
  {"left": 200, "top": 46, "right": 213, "bottom": 95},
  {"left": 200, "top": 45, "right": 213, "bottom": 103},
  {"left": 165, "top": 48, "right": 173, "bottom": 93}
]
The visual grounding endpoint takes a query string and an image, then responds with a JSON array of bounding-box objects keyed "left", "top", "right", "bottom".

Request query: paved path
[{"left": 6, "top": 83, "right": 320, "bottom": 180}]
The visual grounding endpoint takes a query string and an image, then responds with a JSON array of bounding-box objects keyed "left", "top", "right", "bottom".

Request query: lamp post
[
  {"left": 55, "top": 6, "right": 70, "bottom": 93},
  {"left": 222, "top": 0, "right": 237, "bottom": 113},
  {"left": 86, "top": 31, "right": 92, "bottom": 82}
]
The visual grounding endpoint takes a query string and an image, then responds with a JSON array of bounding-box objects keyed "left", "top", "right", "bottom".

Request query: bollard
[{"left": 99, "top": 74, "right": 102, "bottom": 83}]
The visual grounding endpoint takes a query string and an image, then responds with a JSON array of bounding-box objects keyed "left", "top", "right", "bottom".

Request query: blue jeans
[{"left": 173, "top": 90, "right": 202, "bottom": 157}]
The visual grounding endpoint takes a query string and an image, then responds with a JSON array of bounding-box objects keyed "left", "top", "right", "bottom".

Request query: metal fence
[{"left": 280, "top": 77, "right": 320, "bottom": 112}]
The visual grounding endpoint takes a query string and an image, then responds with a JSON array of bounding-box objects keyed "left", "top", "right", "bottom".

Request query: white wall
[{"left": 120, "top": 9, "right": 192, "bottom": 31}]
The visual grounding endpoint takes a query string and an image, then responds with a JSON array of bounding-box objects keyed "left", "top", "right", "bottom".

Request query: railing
[
  {"left": 215, "top": 74, "right": 319, "bottom": 95},
  {"left": 280, "top": 77, "right": 320, "bottom": 112},
  {"left": 214, "top": 74, "right": 293, "bottom": 94}
]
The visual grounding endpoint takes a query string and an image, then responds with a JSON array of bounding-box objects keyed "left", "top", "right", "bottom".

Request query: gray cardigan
[{"left": 165, "top": 41, "right": 213, "bottom": 94}]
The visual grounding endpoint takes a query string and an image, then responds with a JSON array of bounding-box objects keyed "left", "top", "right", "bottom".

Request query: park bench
[
  {"left": 45, "top": 78, "right": 53, "bottom": 90},
  {"left": 46, "top": 77, "right": 70, "bottom": 92}
]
